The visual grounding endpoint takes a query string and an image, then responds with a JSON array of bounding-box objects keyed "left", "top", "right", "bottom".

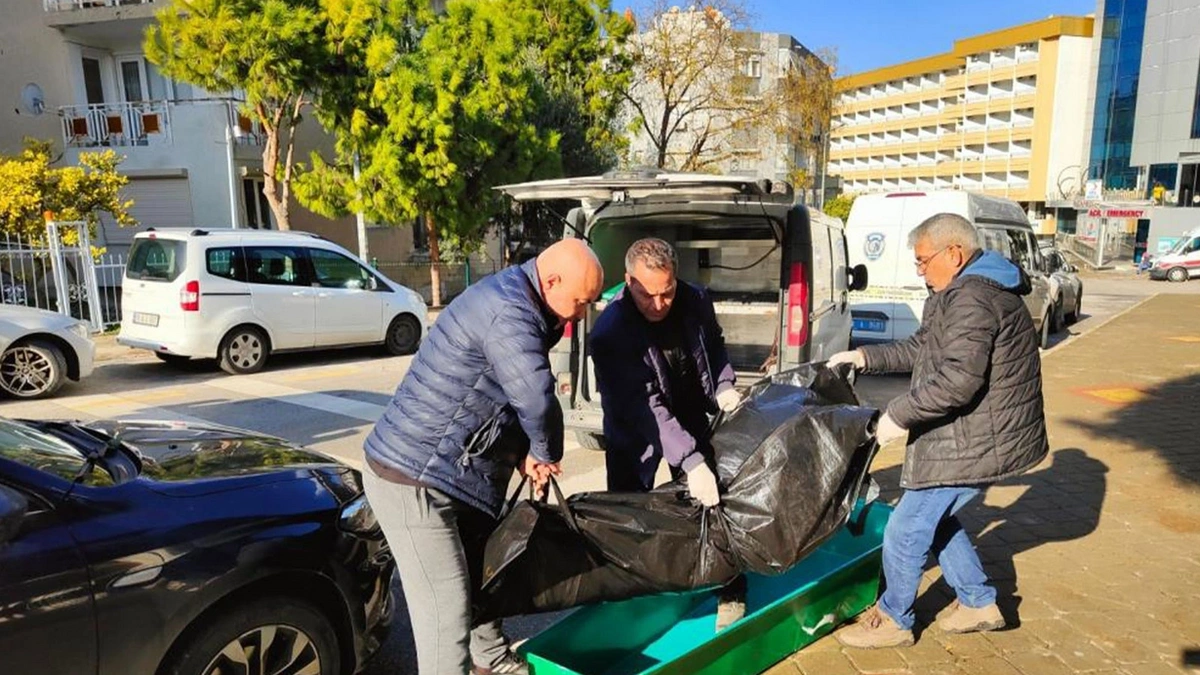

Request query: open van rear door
[{"left": 495, "top": 171, "right": 790, "bottom": 205}]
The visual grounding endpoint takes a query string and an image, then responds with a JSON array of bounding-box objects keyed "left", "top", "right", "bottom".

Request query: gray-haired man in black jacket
[{"left": 828, "top": 213, "right": 1048, "bottom": 649}]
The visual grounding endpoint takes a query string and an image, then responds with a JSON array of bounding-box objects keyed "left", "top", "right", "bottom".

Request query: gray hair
[
  {"left": 625, "top": 238, "right": 677, "bottom": 274},
  {"left": 907, "top": 213, "right": 981, "bottom": 254}
]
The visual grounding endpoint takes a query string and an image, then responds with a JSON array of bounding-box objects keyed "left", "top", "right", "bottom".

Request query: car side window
[
  {"left": 979, "top": 228, "right": 1012, "bottom": 259},
  {"left": 307, "top": 249, "right": 375, "bottom": 290},
  {"left": 831, "top": 228, "right": 848, "bottom": 292},
  {"left": 1188, "top": 237, "right": 1200, "bottom": 254},
  {"left": 245, "top": 247, "right": 307, "bottom": 287},
  {"left": 1004, "top": 229, "right": 1034, "bottom": 271},
  {"left": 811, "top": 226, "right": 834, "bottom": 307},
  {"left": 205, "top": 247, "right": 247, "bottom": 282}
]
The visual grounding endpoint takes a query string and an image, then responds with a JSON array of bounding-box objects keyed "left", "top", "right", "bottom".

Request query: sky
[{"left": 616, "top": 0, "right": 1099, "bottom": 75}]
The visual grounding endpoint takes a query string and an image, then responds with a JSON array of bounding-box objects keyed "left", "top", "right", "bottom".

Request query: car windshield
[{"left": 0, "top": 418, "right": 113, "bottom": 486}]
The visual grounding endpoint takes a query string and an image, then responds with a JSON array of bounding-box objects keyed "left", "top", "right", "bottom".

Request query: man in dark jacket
[
  {"left": 829, "top": 213, "right": 1048, "bottom": 649},
  {"left": 363, "top": 238, "right": 603, "bottom": 675},
  {"left": 590, "top": 238, "right": 747, "bottom": 631},
  {"left": 590, "top": 237, "right": 740, "bottom": 500}
]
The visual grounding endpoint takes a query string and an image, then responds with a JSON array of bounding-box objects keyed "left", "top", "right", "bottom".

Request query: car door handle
[
  {"left": 291, "top": 290, "right": 312, "bottom": 297},
  {"left": 317, "top": 292, "right": 332, "bottom": 298}
]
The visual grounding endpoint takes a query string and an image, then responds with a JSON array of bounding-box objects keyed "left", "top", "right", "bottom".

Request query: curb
[{"left": 1040, "top": 293, "right": 1156, "bottom": 362}]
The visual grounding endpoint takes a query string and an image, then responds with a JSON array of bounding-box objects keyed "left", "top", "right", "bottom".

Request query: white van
[
  {"left": 845, "top": 191, "right": 1056, "bottom": 348},
  {"left": 497, "top": 170, "right": 868, "bottom": 447},
  {"left": 118, "top": 229, "right": 428, "bottom": 374},
  {"left": 1149, "top": 227, "right": 1200, "bottom": 282}
]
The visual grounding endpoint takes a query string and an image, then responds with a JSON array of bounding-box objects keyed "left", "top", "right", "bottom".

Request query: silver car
[
  {"left": 0, "top": 306, "right": 95, "bottom": 399},
  {"left": 1040, "top": 246, "right": 1083, "bottom": 329}
]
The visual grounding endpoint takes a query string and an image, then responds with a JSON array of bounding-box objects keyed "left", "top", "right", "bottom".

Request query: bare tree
[
  {"left": 775, "top": 47, "right": 839, "bottom": 204},
  {"left": 621, "top": 0, "right": 837, "bottom": 186},
  {"left": 622, "top": 0, "right": 764, "bottom": 171}
]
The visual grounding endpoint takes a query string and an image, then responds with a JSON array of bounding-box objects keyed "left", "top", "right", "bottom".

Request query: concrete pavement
[{"left": 768, "top": 292, "right": 1200, "bottom": 675}]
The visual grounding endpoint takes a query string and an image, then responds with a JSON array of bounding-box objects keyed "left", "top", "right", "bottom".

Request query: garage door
[{"left": 98, "top": 177, "right": 194, "bottom": 248}]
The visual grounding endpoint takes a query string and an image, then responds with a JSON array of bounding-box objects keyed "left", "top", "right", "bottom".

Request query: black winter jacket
[{"left": 861, "top": 251, "right": 1048, "bottom": 489}]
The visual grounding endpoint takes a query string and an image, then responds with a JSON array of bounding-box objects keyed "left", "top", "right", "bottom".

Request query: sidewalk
[{"left": 770, "top": 293, "right": 1200, "bottom": 675}]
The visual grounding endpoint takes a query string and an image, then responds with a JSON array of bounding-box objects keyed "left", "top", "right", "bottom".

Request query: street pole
[
  {"left": 353, "top": 152, "right": 369, "bottom": 261},
  {"left": 225, "top": 114, "right": 240, "bottom": 228}
]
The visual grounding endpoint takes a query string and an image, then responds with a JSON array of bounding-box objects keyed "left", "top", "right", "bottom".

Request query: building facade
[
  {"left": 622, "top": 18, "right": 828, "bottom": 200},
  {"left": 827, "top": 16, "right": 1094, "bottom": 235},
  {"left": 1068, "top": 0, "right": 1200, "bottom": 264},
  {"left": 0, "top": 0, "right": 419, "bottom": 262}
]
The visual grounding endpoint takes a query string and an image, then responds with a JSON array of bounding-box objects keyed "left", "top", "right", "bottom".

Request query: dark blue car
[{"left": 0, "top": 417, "right": 394, "bottom": 675}]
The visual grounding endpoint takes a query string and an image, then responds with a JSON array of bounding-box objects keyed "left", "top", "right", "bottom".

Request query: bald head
[{"left": 536, "top": 238, "right": 604, "bottom": 324}]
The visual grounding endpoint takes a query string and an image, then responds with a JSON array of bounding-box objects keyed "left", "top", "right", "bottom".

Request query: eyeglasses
[{"left": 914, "top": 245, "right": 957, "bottom": 271}]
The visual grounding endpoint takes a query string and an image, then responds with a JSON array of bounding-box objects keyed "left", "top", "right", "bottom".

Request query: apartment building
[
  {"left": 827, "top": 16, "right": 1094, "bottom": 234},
  {"left": 622, "top": 18, "right": 828, "bottom": 199},
  {"left": 0, "top": 0, "right": 418, "bottom": 261}
]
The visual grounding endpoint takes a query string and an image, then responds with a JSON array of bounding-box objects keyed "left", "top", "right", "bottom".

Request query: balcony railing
[
  {"left": 44, "top": 0, "right": 154, "bottom": 11},
  {"left": 59, "top": 99, "right": 267, "bottom": 149},
  {"left": 60, "top": 101, "right": 171, "bottom": 148}
]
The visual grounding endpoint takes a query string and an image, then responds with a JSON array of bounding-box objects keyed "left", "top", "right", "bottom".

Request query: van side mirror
[
  {"left": 0, "top": 484, "right": 28, "bottom": 546},
  {"left": 848, "top": 264, "right": 869, "bottom": 292}
]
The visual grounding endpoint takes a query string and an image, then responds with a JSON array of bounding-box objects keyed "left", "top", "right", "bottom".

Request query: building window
[{"left": 744, "top": 55, "right": 762, "bottom": 78}]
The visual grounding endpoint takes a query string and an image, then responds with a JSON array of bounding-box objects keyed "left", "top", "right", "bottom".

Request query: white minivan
[
  {"left": 118, "top": 229, "right": 428, "bottom": 374},
  {"left": 1149, "top": 227, "right": 1200, "bottom": 282},
  {"left": 845, "top": 191, "right": 1057, "bottom": 348}
]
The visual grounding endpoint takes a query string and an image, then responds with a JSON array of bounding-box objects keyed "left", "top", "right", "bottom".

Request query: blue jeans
[{"left": 879, "top": 486, "right": 996, "bottom": 630}]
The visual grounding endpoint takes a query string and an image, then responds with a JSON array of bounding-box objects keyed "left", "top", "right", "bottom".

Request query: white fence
[
  {"left": 43, "top": 0, "right": 155, "bottom": 11},
  {"left": 0, "top": 224, "right": 124, "bottom": 332}
]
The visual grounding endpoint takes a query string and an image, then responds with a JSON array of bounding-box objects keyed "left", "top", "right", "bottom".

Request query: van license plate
[
  {"left": 853, "top": 318, "right": 886, "bottom": 333},
  {"left": 132, "top": 312, "right": 159, "bottom": 327}
]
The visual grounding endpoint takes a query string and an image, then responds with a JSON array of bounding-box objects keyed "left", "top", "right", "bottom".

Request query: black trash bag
[{"left": 474, "top": 364, "right": 879, "bottom": 624}]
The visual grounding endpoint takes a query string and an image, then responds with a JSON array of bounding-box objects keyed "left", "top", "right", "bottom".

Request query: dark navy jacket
[
  {"left": 363, "top": 260, "right": 564, "bottom": 517},
  {"left": 590, "top": 283, "right": 735, "bottom": 469}
]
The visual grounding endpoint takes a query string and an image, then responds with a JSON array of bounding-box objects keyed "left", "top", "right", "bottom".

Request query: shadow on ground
[
  {"left": 1067, "top": 372, "right": 1200, "bottom": 487},
  {"left": 870, "top": 447, "right": 1107, "bottom": 633}
]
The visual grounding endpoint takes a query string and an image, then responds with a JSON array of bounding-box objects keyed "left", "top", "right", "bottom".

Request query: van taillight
[
  {"left": 786, "top": 263, "right": 808, "bottom": 348},
  {"left": 180, "top": 280, "right": 200, "bottom": 311},
  {"left": 563, "top": 321, "right": 574, "bottom": 339}
]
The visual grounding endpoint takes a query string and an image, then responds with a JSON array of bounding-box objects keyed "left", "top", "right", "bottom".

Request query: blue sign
[{"left": 864, "top": 233, "right": 886, "bottom": 261}]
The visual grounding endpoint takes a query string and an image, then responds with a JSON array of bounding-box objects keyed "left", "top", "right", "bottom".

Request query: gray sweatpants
[{"left": 363, "top": 463, "right": 509, "bottom": 674}]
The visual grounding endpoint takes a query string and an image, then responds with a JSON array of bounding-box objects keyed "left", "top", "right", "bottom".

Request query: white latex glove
[
  {"left": 686, "top": 462, "right": 721, "bottom": 507},
  {"left": 716, "top": 388, "right": 743, "bottom": 412},
  {"left": 827, "top": 349, "right": 866, "bottom": 370},
  {"left": 875, "top": 412, "right": 907, "bottom": 446}
]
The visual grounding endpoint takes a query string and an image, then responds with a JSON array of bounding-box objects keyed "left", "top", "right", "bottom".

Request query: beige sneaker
[
  {"left": 715, "top": 597, "right": 746, "bottom": 632},
  {"left": 937, "top": 600, "right": 1006, "bottom": 634},
  {"left": 835, "top": 604, "right": 915, "bottom": 649}
]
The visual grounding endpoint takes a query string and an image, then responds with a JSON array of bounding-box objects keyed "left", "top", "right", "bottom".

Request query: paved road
[{"left": 0, "top": 275, "right": 1192, "bottom": 673}]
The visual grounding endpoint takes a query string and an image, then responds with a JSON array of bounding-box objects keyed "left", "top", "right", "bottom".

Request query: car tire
[
  {"left": 0, "top": 340, "right": 68, "bottom": 399},
  {"left": 155, "top": 352, "right": 191, "bottom": 367},
  {"left": 384, "top": 314, "right": 421, "bottom": 356},
  {"left": 1067, "top": 293, "right": 1082, "bottom": 324},
  {"left": 163, "top": 597, "right": 341, "bottom": 675},
  {"left": 1167, "top": 266, "right": 1189, "bottom": 283},
  {"left": 1039, "top": 310, "right": 1052, "bottom": 350},
  {"left": 219, "top": 326, "right": 269, "bottom": 375},
  {"left": 575, "top": 431, "right": 606, "bottom": 451}
]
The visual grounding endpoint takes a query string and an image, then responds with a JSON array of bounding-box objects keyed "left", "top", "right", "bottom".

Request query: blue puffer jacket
[{"left": 364, "top": 260, "right": 565, "bottom": 517}]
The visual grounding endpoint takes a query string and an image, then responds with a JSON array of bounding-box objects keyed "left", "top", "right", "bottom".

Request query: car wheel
[
  {"left": 575, "top": 431, "right": 607, "bottom": 451},
  {"left": 155, "top": 352, "right": 191, "bottom": 366},
  {"left": 1167, "top": 266, "right": 1189, "bottom": 283},
  {"left": 164, "top": 597, "right": 340, "bottom": 675},
  {"left": 1039, "top": 310, "right": 1052, "bottom": 350},
  {"left": 0, "top": 340, "right": 68, "bottom": 399},
  {"left": 384, "top": 314, "right": 421, "bottom": 356},
  {"left": 219, "top": 326, "right": 269, "bottom": 375}
]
